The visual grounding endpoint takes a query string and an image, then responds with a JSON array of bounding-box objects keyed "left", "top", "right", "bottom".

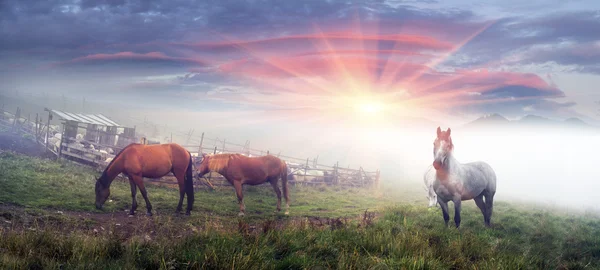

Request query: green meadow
[{"left": 0, "top": 151, "right": 599, "bottom": 269}]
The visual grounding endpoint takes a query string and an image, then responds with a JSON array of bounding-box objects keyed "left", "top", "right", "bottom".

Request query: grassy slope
[{"left": 1, "top": 151, "right": 599, "bottom": 269}]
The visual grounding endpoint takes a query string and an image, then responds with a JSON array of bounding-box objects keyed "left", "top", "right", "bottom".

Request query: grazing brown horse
[
  {"left": 196, "top": 153, "right": 289, "bottom": 216},
  {"left": 95, "top": 143, "right": 195, "bottom": 216}
]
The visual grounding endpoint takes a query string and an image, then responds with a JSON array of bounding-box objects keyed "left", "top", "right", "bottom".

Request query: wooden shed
[{"left": 49, "top": 109, "right": 136, "bottom": 166}]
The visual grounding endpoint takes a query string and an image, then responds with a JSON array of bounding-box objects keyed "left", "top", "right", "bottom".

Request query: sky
[
  {"left": 2, "top": 0, "right": 600, "bottom": 124},
  {"left": 2, "top": 1, "right": 600, "bottom": 209}
]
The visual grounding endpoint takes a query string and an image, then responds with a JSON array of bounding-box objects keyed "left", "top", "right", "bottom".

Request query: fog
[
  {"left": 2, "top": 91, "right": 599, "bottom": 213},
  {"left": 371, "top": 126, "right": 600, "bottom": 213}
]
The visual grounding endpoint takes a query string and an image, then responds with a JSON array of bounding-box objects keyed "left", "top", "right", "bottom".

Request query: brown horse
[
  {"left": 196, "top": 153, "right": 289, "bottom": 216},
  {"left": 95, "top": 143, "right": 195, "bottom": 216}
]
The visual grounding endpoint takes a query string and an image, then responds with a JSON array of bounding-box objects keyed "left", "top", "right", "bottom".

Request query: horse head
[
  {"left": 426, "top": 184, "right": 438, "bottom": 208},
  {"left": 94, "top": 177, "right": 110, "bottom": 210},
  {"left": 195, "top": 153, "right": 211, "bottom": 177},
  {"left": 433, "top": 126, "right": 453, "bottom": 170}
]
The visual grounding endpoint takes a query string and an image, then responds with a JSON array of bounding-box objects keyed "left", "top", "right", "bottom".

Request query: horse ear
[
  {"left": 446, "top": 127, "right": 451, "bottom": 136},
  {"left": 436, "top": 126, "right": 442, "bottom": 137}
]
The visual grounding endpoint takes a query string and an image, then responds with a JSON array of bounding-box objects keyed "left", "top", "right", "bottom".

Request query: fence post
[
  {"left": 222, "top": 139, "right": 226, "bottom": 152},
  {"left": 198, "top": 132, "right": 204, "bottom": 155},
  {"left": 334, "top": 162, "right": 339, "bottom": 185},
  {"left": 13, "top": 107, "right": 20, "bottom": 131},
  {"left": 58, "top": 122, "right": 65, "bottom": 159},
  {"left": 304, "top": 158, "right": 309, "bottom": 186},
  {"left": 375, "top": 169, "right": 381, "bottom": 190},
  {"left": 267, "top": 150, "right": 269, "bottom": 155},
  {"left": 35, "top": 114, "right": 39, "bottom": 143},
  {"left": 45, "top": 109, "right": 52, "bottom": 153}
]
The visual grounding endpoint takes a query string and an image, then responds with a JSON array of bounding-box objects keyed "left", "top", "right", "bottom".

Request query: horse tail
[
  {"left": 281, "top": 160, "right": 289, "bottom": 204},
  {"left": 185, "top": 151, "right": 195, "bottom": 208}
]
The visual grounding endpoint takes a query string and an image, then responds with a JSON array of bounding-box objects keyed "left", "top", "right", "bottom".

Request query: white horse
[
  {"left": 423, "top": 165, "right": 438, "bottom": 208},
  {"left": 431, "top": 127, "right": 497, "bottom": 228}
]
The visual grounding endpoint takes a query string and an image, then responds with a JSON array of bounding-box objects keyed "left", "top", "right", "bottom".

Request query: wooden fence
[
  {"left": 1, "top": 106, "right": 380, "bottom": 189},
  {"left": 179, "top": 133, "right": 380, "bottom": 188}
]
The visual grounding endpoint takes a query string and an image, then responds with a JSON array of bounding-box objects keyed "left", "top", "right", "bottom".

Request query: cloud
[
  {"left": 172, "top": 33, "right": 453, "bottom": 54},
  {"left": 0, "top": 0, "right": 595, "bottom": 122},
  {"left": 445, "top": 11, "right": 600, "bottom": 73},
  {"left": 55, "top": 52, "right": 208, "bottom": 68},
  {"left": 510, "top": 42, "right": 600, "bottom": 74}
]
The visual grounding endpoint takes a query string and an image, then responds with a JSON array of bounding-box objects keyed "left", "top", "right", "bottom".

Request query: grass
[
  {"left": 1, "top": 151, "right": 600, "bottom": 269},
  {"left": 0, "top": 151, "right": 390, "bottom": 218}
]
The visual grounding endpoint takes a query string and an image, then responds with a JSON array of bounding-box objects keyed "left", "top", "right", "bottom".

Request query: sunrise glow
[{"left": 357, "top": 101, "right": 384, "bottom": 114}]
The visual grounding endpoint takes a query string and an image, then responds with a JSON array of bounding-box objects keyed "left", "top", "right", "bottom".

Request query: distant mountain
[
  {"left": 463, "top": 113, "right": 595, "bottom": 130},
  {"left": 564, "top": 117, "right": 588, "bottom": 126},
  {"left": 465, "top": 113, "right": 510, "bottom": 127},
  {"left": 518, "top": 114, "right": 553, "bottom": 125}
]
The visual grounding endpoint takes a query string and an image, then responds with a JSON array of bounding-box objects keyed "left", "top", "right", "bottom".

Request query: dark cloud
[
  {"left": 446, "top": 11, "right": 600, "bottom": 72},
  {"left": 0, "top": 0, "right": 595, "bottom": 119},
  {"left": 454, "top": 85, "right": 576, "bottom": 119},
  {"left": 484, "top": 85, "right": 563, "bottom": 98},
  {"left": 511, "top": 42, "right": 600, "bottom": 74},
  {"left": 54, "top": 52, "right": 209, "bottom": 70},
  {"left": 0, "top": 0, "right": 479, "bottom": 54}
]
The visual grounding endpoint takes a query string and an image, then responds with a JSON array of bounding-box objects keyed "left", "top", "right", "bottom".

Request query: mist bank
[
  {"left": 2, "top": 92, "right": 599, "bottom": 212},
  {"left": 373, "top": 125, "right": 600, "bottom": 213}
]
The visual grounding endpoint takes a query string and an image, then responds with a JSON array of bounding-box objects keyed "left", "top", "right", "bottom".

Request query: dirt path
[{"left": 0, "top": 203, "right": 378, "bottom": 242}]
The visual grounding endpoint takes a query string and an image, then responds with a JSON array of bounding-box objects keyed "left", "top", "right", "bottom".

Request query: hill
[
  {"left": 463, "top": 113, "right": 596, "bottom": 131},
  {"left": 464, "top": 113, "right": 510, "bottom": 127}
]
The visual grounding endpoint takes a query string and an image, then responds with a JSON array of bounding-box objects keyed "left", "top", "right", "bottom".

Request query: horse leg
[
  {"left": 484, "top": 191, "right": 495, "bottom": 227},
  {"left": 133, "top": 175, "right": 153, "bottom": 216},
  {"left": 473, "top": 194, "right": 487, "bottom": 225},
  {"left": 128, "top": 177, "right": 138, "bottom": 216},
  {"left": 173, "top": 170, "right": 185, "bottom": 215},
  {"left": 438, "top": 198, "right": 450, "bottom": 227},
  {"left": 233, "top": 181, "right": 245, "bottom": 216},
  {"left": 269, "top": 177, "right": 282, "bottom": 212},
  {"left": 453, "top": 198, "right": 462, "bottom": 228}
]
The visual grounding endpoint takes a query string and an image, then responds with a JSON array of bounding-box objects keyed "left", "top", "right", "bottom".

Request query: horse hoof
[
  {"left": 185, "top": 212, "right": 191, "bottom": 216},
  {"left": 284, "top": 211, "right": 289, "bottom": 215},
  {"left": 146, "top": 212, "right": 153, "bottom": 217},
  {"left": 128, "top": 214, "right": 135, "bottom": 218},
  {"left": 238, "top": 212, "right": 245, "bottom": 217}
]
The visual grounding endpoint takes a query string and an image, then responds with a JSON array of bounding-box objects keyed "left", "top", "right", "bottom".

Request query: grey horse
[
  {"left": 432, "top": 127, "right": 497, "bottom": 228},
  {"left": 423, "top": 165, "right": 438, "bottom": 208}
]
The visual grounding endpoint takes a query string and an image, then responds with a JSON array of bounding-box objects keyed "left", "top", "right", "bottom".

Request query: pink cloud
[
  {"left": 54, "top": 51, "right": 209, "bottom": 67},
  {"left": 171, "top": 32, "right": 454, "bottom": 55}
]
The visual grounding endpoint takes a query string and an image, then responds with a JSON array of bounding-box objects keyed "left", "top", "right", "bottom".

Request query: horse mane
[
  {"left": 208, "top": 153, "right": 238, "bottom": 172},
  {"left": 98, "top": 143, "right": 140, "bottom": 186}
]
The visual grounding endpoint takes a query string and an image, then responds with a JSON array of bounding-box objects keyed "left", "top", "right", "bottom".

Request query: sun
[
  {"left": 358, "top": 102, "right": 383, "bottom": 114},
  {"left": 357, "top": 101, "right": 384, "bottom": 114}
]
